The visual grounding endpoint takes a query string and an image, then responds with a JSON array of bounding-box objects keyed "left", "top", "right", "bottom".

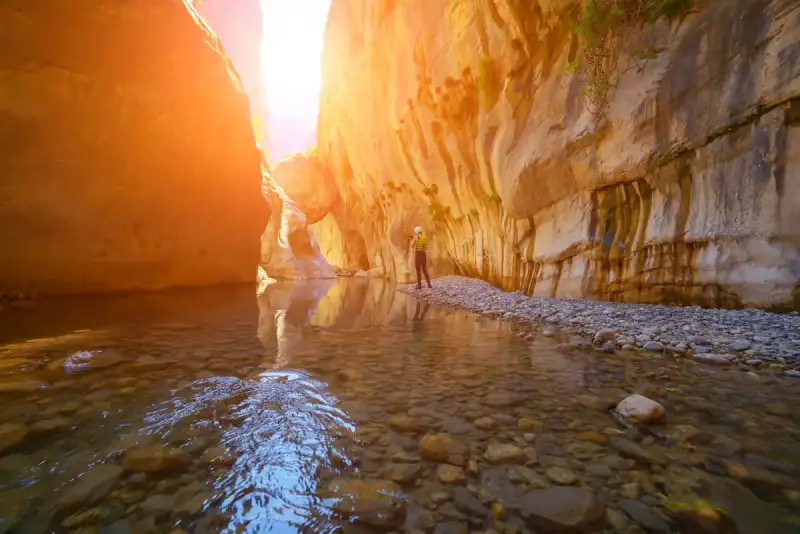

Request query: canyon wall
[
  {"left": 0, "top": 0, "right": 266, "bottom": 296},
  {"left": 311, "top": 0, "right": 800, "bottom": 309},
  {"left": 260, "top": 162, "right": 337, "bottom": 280},
  {"left": 197, "top": 0, "right": 267, "bottom": 146}
]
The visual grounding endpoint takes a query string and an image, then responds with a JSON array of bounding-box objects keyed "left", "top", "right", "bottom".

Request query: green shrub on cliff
[{"left": 568, "top": 0, "right": 692, "bottom": 114}]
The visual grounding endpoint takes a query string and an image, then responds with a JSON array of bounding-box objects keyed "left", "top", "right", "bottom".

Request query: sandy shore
[{"left": 400, "top": 276, "right": 800, "bottom": 377}]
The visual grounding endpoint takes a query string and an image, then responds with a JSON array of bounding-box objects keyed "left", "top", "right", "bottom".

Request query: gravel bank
[{"left": 401, "top": 276, "right": 800, "bottom": 376}]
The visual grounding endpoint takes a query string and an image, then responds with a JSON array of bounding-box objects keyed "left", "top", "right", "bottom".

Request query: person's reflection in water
[{"left": 412, "top": 300, "right": 430, "bottom": 332}]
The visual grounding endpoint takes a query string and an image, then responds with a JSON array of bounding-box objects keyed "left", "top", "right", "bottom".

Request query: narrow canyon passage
[
  {"left": 2, "top": 0, "right": 800, "bottom": 533},
  {"left": 0, "top": 279, "right": 799, "bottom": 533}
]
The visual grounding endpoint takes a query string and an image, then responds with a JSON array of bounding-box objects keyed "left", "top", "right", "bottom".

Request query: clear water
[{"left": 0, "top": 279, "right": 798, "bottom": 533}]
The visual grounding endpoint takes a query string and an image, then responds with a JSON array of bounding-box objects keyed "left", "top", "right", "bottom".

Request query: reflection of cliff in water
[
  {"left": 257, "top": 279, "right": 590, "bottom": 383},
  {"left": 257, "top": 279, "right": 336, "bottom": 369}
]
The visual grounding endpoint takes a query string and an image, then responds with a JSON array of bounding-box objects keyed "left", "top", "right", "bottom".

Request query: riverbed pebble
[
  {"left": 401, "top": 277, "right": 800, "bottom": 373},
  {"left": 615, "top": 395, "right": 666, "bottom": 424}
]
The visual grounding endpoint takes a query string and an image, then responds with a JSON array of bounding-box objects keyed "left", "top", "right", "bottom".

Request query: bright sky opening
[{"left": 261, "top": 0, "right": 332, "bottom": 164}]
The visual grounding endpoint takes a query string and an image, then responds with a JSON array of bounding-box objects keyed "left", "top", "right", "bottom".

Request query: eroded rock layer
[
  {"left": 313, "top": 0, "right": 800, "bottom": 309},
  {"left": 261, "top": 168, "right": 336, "bottom": 280},
  {"left": 0, "top": 0, "right": 266, "bottom": 296}
]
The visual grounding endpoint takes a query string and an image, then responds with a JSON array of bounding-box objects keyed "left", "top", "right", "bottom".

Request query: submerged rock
[
  {"left": 615, "top": 395, "right": 666, "bottom": 424},
  {"left": 122, "top": 445, "right": 191, "bottom": 473},
  {"left": 545, "top": 466, "right": 578, "bottom": 485},
  {"left": 61, "top": 507, "right": 101, "bottom": 528},
  {"left": 693, "top": 353, "right": 732, "bottom": 365},
  {"left": 700, "top": 475, "right": 797, "bottom": 534},
  {"left": 609, "top": 438, "right": 668, "bottom": 466},
  {"left": 321, "top": 478, "right": 406, "bottom": 527},
  {"left": 29, "top": 417, "right": 71, "bottom": 435},
  {"left": 520, "top": 486, "right": 605, "bottom": 531},
  {"left": 381, "top": 463, "right": 423, "bottom": 484},
  {"left": 0, "top": 380, "right": 46, "bottom": 394},
  {"left": 0, "top": 423, "right": 28, "bottom": 454},
  {"left": 419, "top": 434, "right": 467, "bottom": 462},
  {"left": 388, "top": 415, "right": 429, "bottom": 434},
  {"left": 139, "top": 494, "right": 177, "bottom": 517},
  {"left": 484, "top": 442, "right": 525, "bottom": 464},
  {"left": 436, "top": 464, "right": 467, "bottom": 484},
  {"left": 55, "top": 464, "right": 124, "bottom": 512}
]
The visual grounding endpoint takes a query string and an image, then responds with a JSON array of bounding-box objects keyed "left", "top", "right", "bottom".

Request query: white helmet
[{"left": 414, "top": 226, "right": 423, "bottom": 234}]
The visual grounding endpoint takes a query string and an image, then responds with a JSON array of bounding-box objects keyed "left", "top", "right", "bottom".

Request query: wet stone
[
  {"left": 56, "top": 464, "right": 124, "bottom": 512},
  {"left": 436, "top": 464, "right": 467, "bottom": 485},
  {"left": 565, "top": 441, "right": 602, "bottom": 460},
  {"left": 382, "top": 462, "right": 423, "bottom": 484},
  {"left": 520, "top": 486, "right": 605, "bottom": 531},
  {"left": 322, "top": 478, "right": 406, "bottom": 528},
  {"left": 484, "top": 393, "right": 519, "bottom": 408},
  {"left": 615, "top": 395, "right": 666, "bottom": 424},
  {"left": 389, "top": 415, "right": 429, "bottom": 434},
  {"left": 139, "top": 494, "right": 177, "bottom": 517},
  {"left": 508, "top": 465, "right": 549, "bottom": 488},
  {"left": 122, "top": 445, "right": 191, "bottom": 473},
  {"left": 0, "top": 423, "right": 28, "bottom": 454},
  {"left": 0, "top": 380, "right": 46, "bottom": 394},
  {"left": 608, "top": 438, "right": 668, "bottom": 466},
  {"left": 29, "top": 416, "right": 71, "bottom": 435},
  {"left": 585, "top": 463, "right": 613, "bottom": 477},
  {"left": 452, "top": 486, "right": 487, "bottom": 516},
  {"left": 473, "top": 417, "right": 497, "bottom": 430},
  {"left": 392, "top": 451, "right": 419, "bottom": 463},
  {"left": 62, "top": 507, "right": 101, "bottom": 528},
  {"left": 441, "top": 417, "right": 473, "bottom": 435},
  {"left": 419, "top": 434, "right": 468, "bottom": 462},
  {"left": 618, "top": 499, "right": 671, "bottom": 534},
  {"left": 433, "top": 521, "right": 468, "bottom": 534},
  {"left": 545, "top": 466, "right": 578, "bottom": 485},
  {"left": 484, "top": 442, "right": 524, "bottom": 464},
  {"left": 693, "top": 353, "right": 732, "bottom": 365},
  {"left": 577, "top": 395, "right": 609, "bottom": 412}
]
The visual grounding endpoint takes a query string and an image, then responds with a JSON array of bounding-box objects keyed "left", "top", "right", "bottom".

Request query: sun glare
[{"left": 260, "top": 0, "right": 331, "bottom": 162}]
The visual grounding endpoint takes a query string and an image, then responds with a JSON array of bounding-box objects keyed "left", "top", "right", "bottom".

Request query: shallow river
[{"left": 0, "top": 279, "right": 798, "bottom": 534}]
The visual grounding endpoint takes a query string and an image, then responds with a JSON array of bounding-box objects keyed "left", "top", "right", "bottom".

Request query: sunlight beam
[{"left": 260, "top": 0, "right": 332, "bottom": 163}]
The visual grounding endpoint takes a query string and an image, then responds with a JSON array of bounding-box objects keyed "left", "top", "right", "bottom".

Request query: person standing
[{"left": 410, "top": 226, "right": 432, "bottom": 289}]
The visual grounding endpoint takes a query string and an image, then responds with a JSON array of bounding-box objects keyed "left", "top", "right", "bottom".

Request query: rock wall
[
  {"left": 196, "top": 0, "right": 267, "bottom": 146},
  {"left": 260, "top": 164, "right": 336, "bottom": 280},
  {"left": 312, "top": 0, "right": 800, "bottom": 309},
  {"left": 0, "top": 0, "right": 266, "bottom": 297}
]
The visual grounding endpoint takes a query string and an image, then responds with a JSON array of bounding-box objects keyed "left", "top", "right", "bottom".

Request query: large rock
[
  {"left": 418, "top": 434, "right": 468, "bottom": 462},
  {"left": 270, "top": 153, "right": 339, "bottom": 224},
  {"left": 320, "top": 477, "right": 406, "bottom": 527},
  {"left": 313, "top": 0, "right": 800, "bottom": 309},
  {"left": 615, "top": 394, "right": 666, "bottom": 424},
  {"left": 260, "top": 176, "right": 337, "bottom": 279},
  {"left": 520, "top": 486, "right": 605, "bottom": 531},
  {"left": 55, "top": 464, "right": 124, "bottom": 512},
  {"left": 0, "top": 0, "right": 266, "bottom": 296},
  {"left": 122, "top": 445, "right": 190, "bottom": 473}
]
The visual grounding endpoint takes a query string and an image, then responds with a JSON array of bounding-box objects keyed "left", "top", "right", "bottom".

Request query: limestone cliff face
[
  {"left": 197, "top": 0, "right": 267, "bottom": 146},
  {"left": 0, "top": 0, "right": 266, "bottom": 297},
  {"left": 260, "top": 164, "right": 336, "bottom": 280},
  {"left": 313, "top": 0, "right": 800, "bottom": 309}
]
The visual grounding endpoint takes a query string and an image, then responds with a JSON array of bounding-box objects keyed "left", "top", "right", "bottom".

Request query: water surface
[{"left": 0, "top": 279, "right": 798, "bottom": 533}]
